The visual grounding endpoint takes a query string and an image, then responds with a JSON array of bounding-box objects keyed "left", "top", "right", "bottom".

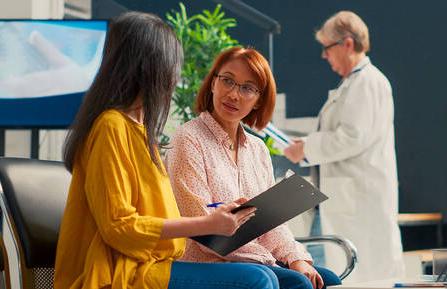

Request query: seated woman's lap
[
  {"left": 168, "top": 261, "right": 280, "bottom": 289},
  {"left": 168, "top": 261, "right": 341, "bottom": 289}
]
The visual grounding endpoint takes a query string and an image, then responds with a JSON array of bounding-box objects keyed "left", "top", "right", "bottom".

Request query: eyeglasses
[
  {"left": 322, "top": 39, "right": 344, "bottom": 54},
  {"left": 215, "top": 74, "right": 261, "bottom": 99}
]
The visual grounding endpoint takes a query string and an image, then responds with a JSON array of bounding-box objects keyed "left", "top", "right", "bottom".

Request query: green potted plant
[{"left": 166, "top": 2, "right": 238, "bottom": 125}]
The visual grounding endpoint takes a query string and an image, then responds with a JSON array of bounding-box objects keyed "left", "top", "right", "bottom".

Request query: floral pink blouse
[{"left": 166, "top": 111, "right": 312, "bottom": 266}]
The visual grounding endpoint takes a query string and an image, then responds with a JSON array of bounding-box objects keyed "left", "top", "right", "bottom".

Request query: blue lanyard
[{"left": 336, "top": 62, "right": 368, "bottom": 88}]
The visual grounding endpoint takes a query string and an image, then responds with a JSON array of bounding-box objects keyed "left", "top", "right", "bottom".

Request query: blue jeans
[
  {"left": 266, "top": 265, "right": 341, "bottom": 289},
  {"left": 168, "top": 261, "right": 341, "bottom": 289},
  {"left": 168, "top": 261, "right": 280, "bottom": 289}
]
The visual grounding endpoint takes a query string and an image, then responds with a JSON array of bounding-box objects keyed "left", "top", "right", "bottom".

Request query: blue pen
[
  {"left": 394, "top": 282, "right": 445, "bottom": 288},
  {"left": 207, "top": 202, "right": 224, "bottom": 208}
]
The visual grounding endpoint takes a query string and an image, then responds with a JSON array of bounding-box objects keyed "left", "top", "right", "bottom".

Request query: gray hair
[{"left": 316, "top": 11, "right": 370, "bottom": 53}]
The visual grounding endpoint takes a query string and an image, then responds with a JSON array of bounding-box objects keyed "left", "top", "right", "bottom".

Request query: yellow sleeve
[{"left": 84, "top": 116, "right": 164, "bottom": 261}]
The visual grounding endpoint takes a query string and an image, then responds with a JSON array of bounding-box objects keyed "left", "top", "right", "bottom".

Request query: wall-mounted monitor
[{"left": 0, "top": 20, "right": 107, "bottom": 128}]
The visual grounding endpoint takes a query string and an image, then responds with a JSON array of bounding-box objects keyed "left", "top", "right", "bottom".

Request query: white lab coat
[{"left": 304, "top": 57, "right": 405, "bottom": 282}]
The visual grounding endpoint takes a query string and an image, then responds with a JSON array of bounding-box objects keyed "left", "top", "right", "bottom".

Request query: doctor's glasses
[{"left": 321, "top": 39, "right": 344, "bottom": 55}]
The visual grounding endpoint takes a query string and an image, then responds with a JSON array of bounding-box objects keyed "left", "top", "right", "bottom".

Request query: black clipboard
[{"left": 191, "top": 173, "right": 328, "bottom": 256}]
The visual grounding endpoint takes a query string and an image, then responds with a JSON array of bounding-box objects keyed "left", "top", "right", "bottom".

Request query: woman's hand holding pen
[
  {"left": 161, "top": 198, "right": 255, "bottom": 239},
  {"left": 207, "top": 198, "right": 256, "bottom": 236}
]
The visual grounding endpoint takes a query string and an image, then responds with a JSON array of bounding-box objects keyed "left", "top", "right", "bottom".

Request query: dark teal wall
[{"left": 95, "top": 1, "right": 447, "bottom": 241}]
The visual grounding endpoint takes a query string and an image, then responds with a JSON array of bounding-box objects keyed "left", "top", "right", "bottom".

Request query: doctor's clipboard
[{"left": 191, "top": 173, "right": 328, "bottom": 256}]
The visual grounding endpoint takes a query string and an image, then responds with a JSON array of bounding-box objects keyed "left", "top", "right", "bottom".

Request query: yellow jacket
[{"left": 54, "top": 109, "right": 185, "bottom": 289}]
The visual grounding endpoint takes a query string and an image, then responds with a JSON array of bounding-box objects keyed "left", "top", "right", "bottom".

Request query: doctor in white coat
[{"left": 284, "top": 11, "right": 404, "bottom": 282}]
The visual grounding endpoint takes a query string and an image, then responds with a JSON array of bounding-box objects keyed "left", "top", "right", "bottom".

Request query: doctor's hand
[
  {"left": 289, "top": 260, "right": 324, "bottom": 289},
  {"left": 206, "top": 198, "right": 256, "bottom": 237},
  {"left": 284, "top": 140, "right": 305, "bottom": 163}
]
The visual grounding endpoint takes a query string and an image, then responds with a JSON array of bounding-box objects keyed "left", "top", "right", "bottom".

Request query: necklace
[
  {"left": 225, "top": 126, "right": 240, "bottom": 151},
  {"left": 228, "top": 132, "right": 239, "bottom": 151}
]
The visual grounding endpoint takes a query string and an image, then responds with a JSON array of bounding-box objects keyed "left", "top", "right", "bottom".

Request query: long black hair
[{"left": 64, "top": 11, "right": 183, "bottom": 172}]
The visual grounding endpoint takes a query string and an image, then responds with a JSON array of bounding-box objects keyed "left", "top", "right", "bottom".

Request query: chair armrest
[{"left": 295, "top": 235, "right": 358, "bottom": 280}]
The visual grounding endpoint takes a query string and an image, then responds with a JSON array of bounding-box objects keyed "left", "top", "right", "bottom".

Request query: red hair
[{"left": 195, "top": 47, "right": 276, "bottom": 130}]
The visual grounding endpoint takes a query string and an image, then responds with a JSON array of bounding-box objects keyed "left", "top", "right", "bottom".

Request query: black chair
[
  {"left": 0, "top": 157, "right": 71, "bottom": 289},
  {"left": 0, "top": 157, "right": 358, "bottom": 288}
]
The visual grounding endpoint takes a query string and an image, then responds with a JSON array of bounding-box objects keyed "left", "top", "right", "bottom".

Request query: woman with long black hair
[{"left": 54, "top": 12, "right": 277, "bottom": 289}]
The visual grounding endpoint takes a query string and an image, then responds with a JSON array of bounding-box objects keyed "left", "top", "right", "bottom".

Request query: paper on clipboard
[{"left": 191, "top": 173, "right": 328, "bottom": 256}]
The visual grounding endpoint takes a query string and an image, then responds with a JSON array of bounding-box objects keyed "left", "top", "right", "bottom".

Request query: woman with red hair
[{"left": 166, "top": 47, "right": 341, "bottom": 289}]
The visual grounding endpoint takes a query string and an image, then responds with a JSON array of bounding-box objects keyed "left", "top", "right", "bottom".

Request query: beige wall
[{"left": 0, "top": 0, "right": 63, "bottom": 18}]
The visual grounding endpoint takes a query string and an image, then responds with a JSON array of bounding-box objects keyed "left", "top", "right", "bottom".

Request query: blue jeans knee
[
  {"left": 246, "top": 264, "right": 281, "bottom": 289},
  {"left": 315, "top": 266, "right": 341, "bottom": 288},
  {"left": 168, "top": 261, "right": 280, "bottom": 289},
  {"left": 265, "top": 264, "right": 341, "bottom": 289}
]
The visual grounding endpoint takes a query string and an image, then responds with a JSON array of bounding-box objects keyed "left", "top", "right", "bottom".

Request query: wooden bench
[{"left": 398, "top": 213, "right": 443, "bottom": 247}]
